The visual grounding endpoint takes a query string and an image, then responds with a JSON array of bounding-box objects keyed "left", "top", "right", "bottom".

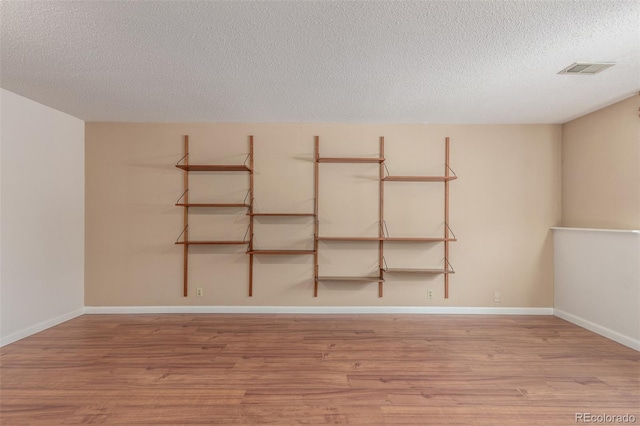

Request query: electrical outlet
[
  {"left": 427, "top": 289, "right": 433, "bottom": 299},
  {"left": 196, "top": 288, "right": 204, "bottom": 297},
  {"left": 493, "top": 291, "right": 500, "bottom": 303}
]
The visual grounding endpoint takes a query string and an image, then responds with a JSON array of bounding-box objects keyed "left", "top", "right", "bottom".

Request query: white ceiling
[{"left": 1, "top": 1, "right": 638, "bottom": 124}]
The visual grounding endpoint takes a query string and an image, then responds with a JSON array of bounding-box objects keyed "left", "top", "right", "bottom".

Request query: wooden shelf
[
  {"left": 317, "top": 276, "right": 384, "bottom": 282},
  {"left": 176, "top": 135, "right": 256, "bottom": 298},
  {"left": 177, "top": 203, "right": 249, "bottom": 208},
  {"left": 176, "top": 164, "right": 250, "bottom": 172},
  {"left": 317, "top": 236, "right": 383, "bottom": 241},
  {"left": 174, "top": 135, "right": 456, "bottom": 299},
  {"left": 175, "top": 240, "right": 247, "bottom": 245},
  {"left": 317, "top": 157, "right": 384, "bottom": 164},
  {"left": 312, "top": 136, "right": 457, "bottom": 298},
  {"left": 384, "top": 237, "right": 457, "bottom": 242},
  {"left": 383, "top": 268, "right": 455, "bottom": 274},
  {"left": 247, "top": 249, "right": 316, "bottom": 255},
  {"left": 248, "top": 213, "right": 315, "bottom": 217},
  {"left": 383, "top": 176, "right": 457, "bottom": 182},
  {"left": 318, "top": 236, "right": 455, "bottom": 242}
]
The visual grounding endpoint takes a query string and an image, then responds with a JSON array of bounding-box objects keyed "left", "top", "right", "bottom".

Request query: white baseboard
[
  {"left": 83, "top": 305, "right": 553, "bottom": 315},
  {"left": 554, "top": 309, "right": 640, "bottom": 351},
  {"left": 0, "top": 308, "right": 85, "bottom": 347}
]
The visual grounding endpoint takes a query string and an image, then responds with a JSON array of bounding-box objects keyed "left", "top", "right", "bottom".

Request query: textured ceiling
[{"left": 1, "top": 1, "right": 638, "bottom": 123}]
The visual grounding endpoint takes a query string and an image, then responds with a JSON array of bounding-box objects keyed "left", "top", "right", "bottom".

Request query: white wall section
[
  {"left": 553, "top": 227, "right": 640, "bottom": 350},
  {"left": 0, "top": 89, "right": 85, "bottom": 346}
]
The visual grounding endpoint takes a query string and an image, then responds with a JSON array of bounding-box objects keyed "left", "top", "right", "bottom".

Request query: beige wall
[
  {"left": 85, "top": 123, "right": 561, "bottom": 308},
  {"left": 562, "top": 95, "right": 640, "bottom": 229},
  {"left": 1, "top": 89, "right": 84, "bottom": 345}
]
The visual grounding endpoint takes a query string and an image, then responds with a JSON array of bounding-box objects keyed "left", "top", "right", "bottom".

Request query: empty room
[{"left": 1, "top": 1, "right": 639, "bottom": 425}]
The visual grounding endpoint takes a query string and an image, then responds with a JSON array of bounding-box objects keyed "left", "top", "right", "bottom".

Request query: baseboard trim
[
  {"left": 5, "top": 307, "right": 635, "bottom": 351},
  {"left": 83, "top": 306, "right": 553, "bottom": 315},
  {"left": 0, "top": 308, "right": 85, "bottom": 347},
  {"left": 554, "top": 309, "right": 640, "bottom": 351}
]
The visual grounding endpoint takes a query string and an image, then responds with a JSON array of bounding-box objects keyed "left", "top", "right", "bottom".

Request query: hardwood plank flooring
[{"left": 1, "top": 314, "right": 638, "bottom": 425}]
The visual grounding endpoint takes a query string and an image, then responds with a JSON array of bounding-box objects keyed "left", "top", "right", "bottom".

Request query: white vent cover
[{"left": 558, "top": 62, "right": 615, "bottom": 75}]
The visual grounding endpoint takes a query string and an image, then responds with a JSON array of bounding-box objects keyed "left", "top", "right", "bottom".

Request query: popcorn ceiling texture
[{"left": 1, "top": 1, "right": 638, "bottom": 123}]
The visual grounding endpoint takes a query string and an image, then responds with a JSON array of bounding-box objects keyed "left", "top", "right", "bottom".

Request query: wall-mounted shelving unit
[
  {"left": 175, "top": 135, "right": 252, "bottom": 297},
  {"left": 175, "top": 134, "right": 456, "bottom": 299},
  {"left": 314, "top": 136, "right": 457, "bottom": 298},
  {"left": 380, "top": 137, "right": 457, "bottom": 298},
  {"left": 246, "top": 141, "right": 317, "bottom": 296},
  {"left": 247, "top": 226, "right": 316, "bottom": 293},
  {"left": 175, "top": 135, "right": 317, "bottom": 298},
  {"left": 314, "top": 136, "right": 386, "bottom": 297}
]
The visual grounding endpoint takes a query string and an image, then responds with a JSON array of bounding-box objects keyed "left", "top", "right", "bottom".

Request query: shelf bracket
[
  {"left": 445, "top": 223, "right": 457, "bottom": 240},
  {"left": 175, "top": 225, "right": 188, "bottom": 244},
  {"left": 242, "top": 225, "right": 251, "bottom": 244},
  {"left": 445, "top": 258, "right": 455, "bottom": 274},
  {"left": 380, "top": 220, "right": 390, "bottom": 239},
  {"left": 445, "top": 164, "right": 457, "bottom": 178},
  {"left": 175, "top": 188, "right": 189, "bottom": 204},
  {"left": 175, "top": 152, "right": 189, "bottom": 167},
  {"left": 383, "top": 163, "right": 391, "bottom": 179}
]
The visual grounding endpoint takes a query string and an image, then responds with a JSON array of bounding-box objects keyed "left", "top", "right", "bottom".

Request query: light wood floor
[{"left": 1, "top": 314, "right": 638, "bottom": 425}]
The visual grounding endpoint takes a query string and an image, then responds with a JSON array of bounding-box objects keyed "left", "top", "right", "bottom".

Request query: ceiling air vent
[{"left": 558, "top": 62, "right": 615, "bottom": 75}]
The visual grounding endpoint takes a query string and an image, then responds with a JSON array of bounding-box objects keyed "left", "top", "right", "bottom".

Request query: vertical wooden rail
[
  {"left": 248, "top": 136, "right": 254, "bottom": 296},
  {"left": 444, "top": 137, "right": 450, "bottom": 299},
  {"left": 182, "top": 135, "right": 189, "bottom": 297},
  {"left": 378, "top": 137, "right": 385, "bottom": 297},
  {"left": 314, "top": 137, "right": 320, "bottom": 297}
]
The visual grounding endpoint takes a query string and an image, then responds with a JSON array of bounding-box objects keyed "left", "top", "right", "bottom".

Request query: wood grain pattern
[
  {"left": 248, "top": 213, "right": 315, "bottom": 217},
  {"left": 247, "top": 250, "right": 316, "bottom": 255},
  {"left": 379, "top": 137, "right": 385, "bottom": 298},
  {"left": 177, "top": 203, "right": 249, "bottom": 208},
  {"left": 444, "top": 136, "right": 451, "bottom": 299},
  {"left": 316, "top": 276, "right": 385, "bottom": 282},
  {"left": 248, "top": 136, "right": 254, "bottom": 297},
  {"left": 175, "top": 164, "right": 251, "bottom": 172},
  {"left": 383, "top": 268, "right": 455, "bottom": 274},
  {"left": 384, "top": 237, "right": 457, "bottom": 242},
  {"left": 183, "top": 135, "right": 189, "bottom": 297},
  {"left": 317, "top": 236, "right": 384, "bottom": 241},
  {"left": 314, "top": 137, "right": 320, "bottom": 297},
  {"left": 175, "top": 240, "right": 247, "bottom": 245},
  {"left": 1, "top": 315, "right": 638, "bottom": 424},
  {"left": 382, "top": 176, "right": 457, "bottom": 182},
  {"left": 317, "top": 157, "right": 384, "bottom": 164}
]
